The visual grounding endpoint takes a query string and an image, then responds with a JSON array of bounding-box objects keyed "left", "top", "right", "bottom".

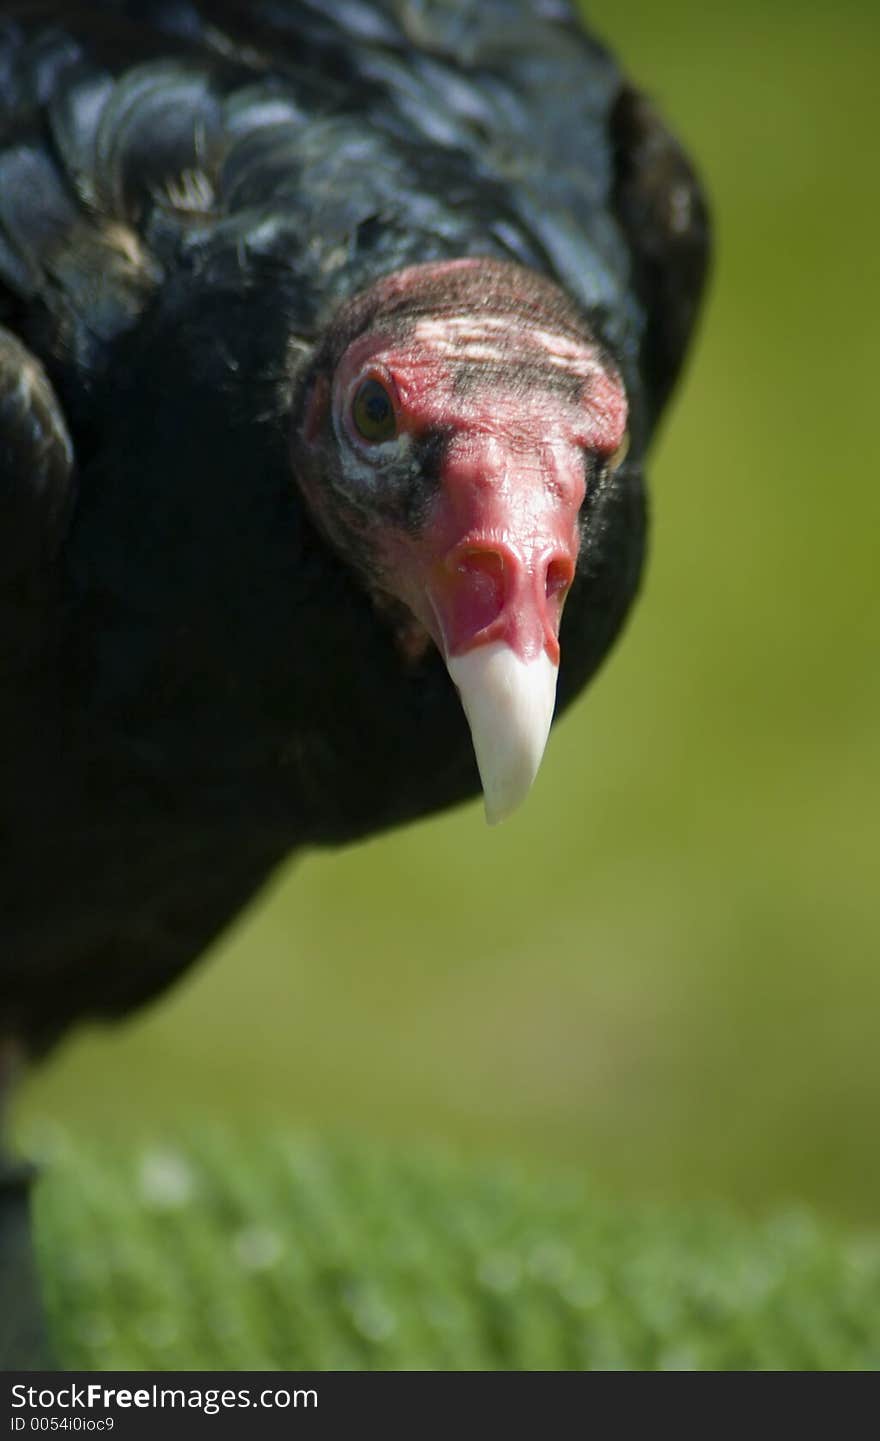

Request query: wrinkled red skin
[{"left": 313, "top": 259, "right": 628, "bottom": 665}]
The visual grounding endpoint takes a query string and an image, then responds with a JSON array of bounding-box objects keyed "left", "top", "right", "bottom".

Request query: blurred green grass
[
  {"left": 33, "top": 1130, "right": 880, "bottom": 1370},
  {"left": 16, "top": 2, "right": 880, "bottom": 1224}
]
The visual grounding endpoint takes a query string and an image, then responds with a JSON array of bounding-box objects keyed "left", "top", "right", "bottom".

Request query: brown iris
[{"left": 352, "top": 378, "right": 397, "bottom": 443}]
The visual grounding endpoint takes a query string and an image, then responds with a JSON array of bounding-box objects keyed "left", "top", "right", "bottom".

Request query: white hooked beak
[{"left": 446, "top": 642, "right": 559, "bottom": 824}]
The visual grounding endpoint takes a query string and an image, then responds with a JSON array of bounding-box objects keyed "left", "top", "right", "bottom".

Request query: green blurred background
[{"left": 16, "top": 0, "right": 880, "bottom": 1224}]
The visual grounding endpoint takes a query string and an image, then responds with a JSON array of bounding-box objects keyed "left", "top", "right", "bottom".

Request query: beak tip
[{"left": 482, "top": 796, "right": 508, "bottom": 827}]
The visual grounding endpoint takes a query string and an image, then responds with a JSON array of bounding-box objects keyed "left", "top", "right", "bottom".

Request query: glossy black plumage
[{"left": 0, "top": 0, "right": 709, "bottom": 1054}]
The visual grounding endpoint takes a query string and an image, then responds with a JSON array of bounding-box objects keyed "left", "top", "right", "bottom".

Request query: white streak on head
[
  {"left": 446, "top": 642, "right": 559, "bottom": 824},
  {"left": 413, "top": 315, "right": 599, "bottom": 378}
]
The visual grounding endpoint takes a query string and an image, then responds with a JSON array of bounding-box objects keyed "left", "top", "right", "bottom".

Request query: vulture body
[{"left": 0, "top": 0, "right": 709, "bottom": 1060}]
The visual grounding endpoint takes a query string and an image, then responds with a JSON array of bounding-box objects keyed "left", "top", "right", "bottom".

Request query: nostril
[
  {"left": 437, "top": 546, "right": 510, "bottom": 646},
  {"left": 455, "top": 546, "right": 507, "bottom": 609},
  {"left": 545, "top": 556, "right": 574, "bottom": 603},
  {"left": 457, "top": 547, "right": 506, "bottom": 580}
]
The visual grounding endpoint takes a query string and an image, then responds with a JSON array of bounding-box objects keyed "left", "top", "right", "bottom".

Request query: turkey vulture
[
  {"left": 0, "top": 0, "right": 710, "bottom": 1369},
  {"left": 0, "top": 2, "right": 709, "bottom": 1087}
]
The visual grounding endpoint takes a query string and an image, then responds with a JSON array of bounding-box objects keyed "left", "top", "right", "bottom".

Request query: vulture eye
[
  {"left": 352, "top": 378, "right": 397, "bottom": 443},
  {"left": 609, "top": 430, "right": 630, "bottom": 470}
]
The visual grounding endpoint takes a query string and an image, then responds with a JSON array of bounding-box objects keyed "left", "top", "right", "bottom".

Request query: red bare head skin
[{"left": 294, "top": 257, "right": 628, "bottom": 667}]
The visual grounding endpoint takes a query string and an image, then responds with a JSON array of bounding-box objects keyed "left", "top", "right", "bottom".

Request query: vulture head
[{"left": 291, "top": 257, "right": 629, "bottom": 822}]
